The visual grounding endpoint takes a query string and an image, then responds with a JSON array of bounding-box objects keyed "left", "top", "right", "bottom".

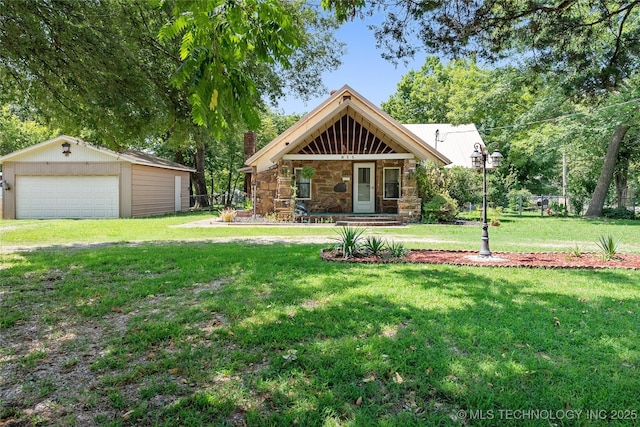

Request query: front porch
[
  {"left": 261, "top": 158, "right": 421, "bottom": 223},
  {"left": 295, "top": 212, "right": 406, "bottom": 226}
]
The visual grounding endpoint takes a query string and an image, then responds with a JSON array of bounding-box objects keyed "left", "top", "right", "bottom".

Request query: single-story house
[
  {"left": 242, "top": 85, "right": 484, "bottom": 221},
  {"left": 0, "top": 135, "right": 195, "bottom": 219}
]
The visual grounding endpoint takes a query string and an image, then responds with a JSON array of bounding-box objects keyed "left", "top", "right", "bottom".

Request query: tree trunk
[
  {"left": 615, "top": 161, "right": 629, "bottom": 208},
  {"left": 585, "top": 125, "right": 630, "bottom": 217},
  {"left": 192, "top": 143, "right": 210, "bottom": 208}
]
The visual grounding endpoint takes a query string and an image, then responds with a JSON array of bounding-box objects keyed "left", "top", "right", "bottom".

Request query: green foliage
[
  {"left": 362, "top": 236, "right": 386, "bottom": 256},
  {"left": 0, "top": 0, "right": 177, "bottom": 147},
  {"left": 602, "top": 207, "right": 636, "bottom": 220},
  {"left": 0, "top": 106, "right": 55, "bottom": 156},
  {"left": 160, "top": 0, "right": 333, "bottom": 135},
  {"left": 333, "top": 226, "right": 366, "bottom": 258},
  {"left": 596, "top": 235, "right": 621, "bottom": 261},
  {"left": 376, "top": 31, "right": 640, "bottom": 219},
  {"left": 548, "top": 201, "right": 568, "bottom": 217},
  {"left": 300, "top": 166, "right": 316, "bottom": 180},
  {"left": 414, "top": 161, "right": 446, "bottom": 201},
  {"left": 385, "top": 240, "right": 408, "bottom": 258},
  {"left": 507, "top": 188, "right": 534, "bottom": 212},
  {"left": 446, "top": 166, "right": 482, "bottom": 208},
  {"left": 488, "top": 207, "right": 503, "bottom": 226},
  {"left": 566, "top": 245, "right": 582, "bottom": 259},
  {"left": 382, "top": 57, "right": 491, "bottom": 124},
  {"left": 422, "top": 193, "right": 459, "bottom": 224}
]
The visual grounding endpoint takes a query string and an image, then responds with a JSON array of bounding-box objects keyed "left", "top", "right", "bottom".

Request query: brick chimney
[{"left": 244, "top": 131, "right": 257, "bottom": 162}]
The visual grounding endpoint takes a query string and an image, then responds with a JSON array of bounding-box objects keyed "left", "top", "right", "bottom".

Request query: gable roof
[
  {"left": 0, "top": 135, "right": 195, "bottom": 172},
  {"left": 403, "top": 124, "right": 485, "bottom": 168},
  {"left": 246, "top": 85, "right": 451, "bottom": 172}
]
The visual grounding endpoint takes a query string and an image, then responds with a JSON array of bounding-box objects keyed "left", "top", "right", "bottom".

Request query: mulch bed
[{"left": 320, "top": 249, "right": 640, "bottom": 270}]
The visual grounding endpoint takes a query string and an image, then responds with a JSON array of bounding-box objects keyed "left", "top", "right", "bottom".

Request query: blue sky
[{"left": 277, "top": 18, "right": 426, "bottom": 115}]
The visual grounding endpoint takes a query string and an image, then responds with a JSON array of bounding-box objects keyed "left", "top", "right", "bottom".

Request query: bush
[
  {"left": 446, "top": 166, "right": 482, "bottom": 208},
  {"left": 386, "top": 241, "right": 408, "bottom": 259},
  {"left": 422, "top": 193, "right": 459, "bottom": 223},
  {"left": 507, "top": 188, "right": 534, "bottom": 212},
  {"left": 363, "top": 236, "right": 386, "bottom": 256},
  {"left": 219, "top": 208, "right": 237, "bottom": 222},
  {"left": 602, "top": 207, "right": 636, "bottom": 220}
]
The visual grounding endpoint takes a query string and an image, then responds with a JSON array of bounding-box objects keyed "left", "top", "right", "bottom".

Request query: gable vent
[{"left": 297, "top": 114, "right": 395, "bottom": 155}]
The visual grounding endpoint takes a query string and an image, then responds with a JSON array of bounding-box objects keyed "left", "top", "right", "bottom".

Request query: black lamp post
[{"left": 471, "top": 143, "right": 503, "bottom": 257}]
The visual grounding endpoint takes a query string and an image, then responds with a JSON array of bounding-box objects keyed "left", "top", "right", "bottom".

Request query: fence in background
[{"left": 189, "top": 191, "right": 249, "bottom": 210}]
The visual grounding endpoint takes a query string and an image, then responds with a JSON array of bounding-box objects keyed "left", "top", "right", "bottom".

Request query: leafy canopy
[
  {"left": 159, "top": 0, "right": 304, "bottom": 136},
  {"left": 323, "top": 1, "right": 640, "bottom": 93}
]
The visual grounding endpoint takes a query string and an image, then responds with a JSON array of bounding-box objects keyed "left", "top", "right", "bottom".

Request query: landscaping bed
[{"left": 321, "top": 248, "right": 640, "bottom": 269}]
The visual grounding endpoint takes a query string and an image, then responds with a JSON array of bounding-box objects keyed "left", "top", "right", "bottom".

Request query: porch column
[
  {"left": 274, "top": 160, "right": 294, "bottom": 221},
  {"left": 398, "top": 159, "right": 421, "bottom": 223}
]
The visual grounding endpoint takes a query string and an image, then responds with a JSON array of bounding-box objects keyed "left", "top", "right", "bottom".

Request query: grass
[
  {"left": 1, "top": 214, "right": 640, "bottom": 425},
  {"left": 3, "top": 211, "right": 640, "bottom": 253}
]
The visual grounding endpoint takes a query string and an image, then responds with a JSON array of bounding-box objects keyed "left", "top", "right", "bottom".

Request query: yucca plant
[
  {"left": 566, "top": 244, "right": 582, "bottom": 259},
  {"left": 334, "top": 226, "right": 366, "bottom": 259},
  {"left": 363, "top": 236, "right": 386, "bottom": 256},
  {"left": 596, "top": 235, "right": 620, "bottom": 261},
  {"left": 386, "top": 240, "right": 408, "bottom": 259}
]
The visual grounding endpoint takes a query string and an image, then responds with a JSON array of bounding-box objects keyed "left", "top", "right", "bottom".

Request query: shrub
[
  {"left": 386, "top": 241, "right": 408, "bottom": 259},
  {"left": 446, "top": 166, "right": 482, "bottom": 208},
  {"left": 489, "top": 207, "right": 503, "bottom": 226},
  {"left": 219, "top": 208, "right": 237, "bottom": 222},
  {"left": 334, "top": 226, "right": 366, "bottom": 259},
  {"left": 363, "top": 236, "right": 386, "bottom": 256},
  {"left": 596, "top": 235, "right": 620, "bottom": 261},
  {"left": 507, "top": 188, "right": 534, "bottom": 212},
  {"left": 422, "top": 193, "right": 459, "bottom": 223},
  {"left": 300, "top": 166, "right": 316, "bottom": 180},
  {"left": 569, "top": 195, "right": 586, "bottom": 216},
  {"left": 602, "top": 207, "right": 636, "bottom": 220}
]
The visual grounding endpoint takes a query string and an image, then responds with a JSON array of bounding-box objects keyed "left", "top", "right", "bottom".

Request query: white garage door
[{"left": 16, "top": 175, "right": 119, "bottom": 219}]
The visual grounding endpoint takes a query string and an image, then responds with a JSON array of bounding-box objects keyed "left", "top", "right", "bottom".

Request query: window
[
  {"left": 295, "top": 168, "right": 311, "bottom": 199},
  {"left": 384, "top": 168, "right": 401, "bottom": 199}
]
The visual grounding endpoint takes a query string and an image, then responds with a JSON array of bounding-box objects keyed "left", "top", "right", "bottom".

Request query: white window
[
  {"left": 295, "top": 168, "right": 312, "bottom": 199},
  {"left": 384, "top": 168, "right": 401, "bottom": 200}
]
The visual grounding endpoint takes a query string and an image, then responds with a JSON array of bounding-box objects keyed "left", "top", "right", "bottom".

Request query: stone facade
[
  {"left": 249, "top": 158, "right": 422, "bottom": 222},
  {"left": 398, "top": 159, "right": 421, "bottom": 222}
]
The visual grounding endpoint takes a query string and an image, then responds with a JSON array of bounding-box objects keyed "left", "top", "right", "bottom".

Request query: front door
[{"left": 353, "top": 163, "right": 375, "bottom": 213}]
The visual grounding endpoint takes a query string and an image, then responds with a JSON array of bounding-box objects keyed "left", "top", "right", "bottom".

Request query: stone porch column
[
  {"left": 398, "top": 159, "right": 421, "bottom": 223},
  {"left": 274, "top": 160, "right": 294, "bottom": 221}
]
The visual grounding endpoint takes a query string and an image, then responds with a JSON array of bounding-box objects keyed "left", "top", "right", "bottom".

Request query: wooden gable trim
[
  {"left": 253, "top": 85, "right": 451, "bottom": 170},
  {"left": 295, "top": 112, "right": 397, "bottom": 156}
]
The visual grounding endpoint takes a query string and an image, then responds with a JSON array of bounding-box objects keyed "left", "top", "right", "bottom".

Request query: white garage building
[{"left": 0, "top": 135, "right": 194, "bottom": 219}]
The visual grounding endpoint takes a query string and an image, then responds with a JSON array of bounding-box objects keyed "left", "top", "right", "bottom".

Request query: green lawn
[{"left": 1, "top": 214, "right": 639, "bottom": 426}]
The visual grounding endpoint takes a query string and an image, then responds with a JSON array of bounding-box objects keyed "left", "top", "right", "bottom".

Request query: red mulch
[{"left": 320, "top": 249, "right": 640, "bottom": 270}]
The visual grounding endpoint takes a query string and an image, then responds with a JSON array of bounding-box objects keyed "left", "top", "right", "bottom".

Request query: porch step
[{"left": 334, "top": 216, "right": 404, "bottom": 227}]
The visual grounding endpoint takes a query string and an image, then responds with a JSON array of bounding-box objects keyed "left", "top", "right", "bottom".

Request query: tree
[
  {"left": 0, "top": 0, "right": 343, "bottom": 208},
  {"left": 159, "top": 0, "right": 343, "bottom": 137},
  {"left": 382, "top": 57, "right": 559, "bottom": 195},
  {"left": 323, "top": 0, "right": 640, "bottom": 216},
  {"left": 0, "top": 105, "right": 55, "bottom": 156},
  {"left": 0, "top": 0, "right": 186, "bottom": 148}
]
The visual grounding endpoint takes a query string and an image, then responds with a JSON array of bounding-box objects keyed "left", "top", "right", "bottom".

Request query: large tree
[
  {"left": 0, "top": 0, "right": 343, "bottom": 206},
  {"left": 324, "top": 0, "right": 640, "bottom": 216}
]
